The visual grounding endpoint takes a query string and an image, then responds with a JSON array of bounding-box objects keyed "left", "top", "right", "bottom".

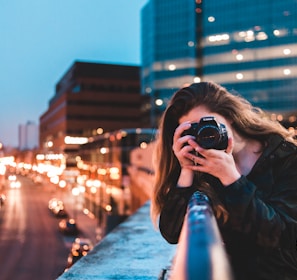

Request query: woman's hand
[
  {"left": 185, "top": 138, "right": 241, "bottom": 186},
  {"left": 172, "top": 122, "right": 196, "bottom": 187},
  {"left": 172, "top": 122, "right": 195, "bottom": 168}
]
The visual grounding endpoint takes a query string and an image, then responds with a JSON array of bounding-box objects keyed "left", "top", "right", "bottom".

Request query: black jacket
[{"left": 159, "top": 134, "right": 297, "bottom": 280}]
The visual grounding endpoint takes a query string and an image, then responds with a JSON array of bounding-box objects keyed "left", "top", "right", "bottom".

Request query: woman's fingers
[{"left": 173, "top": 122, "right": 191, "bottom": 142}]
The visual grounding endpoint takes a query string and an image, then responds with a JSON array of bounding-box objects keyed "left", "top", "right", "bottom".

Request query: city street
[{"left": 0, "top": 174, "right": 98, "bottom": 280}]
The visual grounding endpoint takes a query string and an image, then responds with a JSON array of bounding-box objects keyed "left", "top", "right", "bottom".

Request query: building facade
[
  {"left": 202, "top": 0, "right": 297, "bottom": 115},
  {"left": 18, "top": 121, "right": 39, "bottom": 151},
  {"left": 141, "top": 0, "right": 297, "bottom": 127},
  {"left": 141, "top": 0, "right": 202, "bottom": 125},
  {"left": 39, "top": 61, "right": 143, "bottom": 157}
]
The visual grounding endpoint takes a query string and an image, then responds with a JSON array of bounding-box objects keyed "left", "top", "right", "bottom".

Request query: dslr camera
[{"left": 183, "top": 116, "right": 228, "bottom": 150}]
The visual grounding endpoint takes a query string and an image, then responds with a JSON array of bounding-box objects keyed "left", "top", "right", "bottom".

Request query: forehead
[{"left": 179, "top": 105, "right": 212, "bottom": 124}]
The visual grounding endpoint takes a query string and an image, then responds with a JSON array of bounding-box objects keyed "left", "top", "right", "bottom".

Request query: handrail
[{"left": 169, "top": 191, "right": 233, "bottom": 280}]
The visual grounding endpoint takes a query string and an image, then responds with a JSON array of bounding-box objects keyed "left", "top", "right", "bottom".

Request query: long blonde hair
[{"left": 151, "top": 81, "right": 295, "bottom": 225}]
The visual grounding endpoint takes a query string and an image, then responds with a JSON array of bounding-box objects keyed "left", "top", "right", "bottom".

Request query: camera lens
[{"left": 196, "top": 126, "right": 220, "bottom": 149}]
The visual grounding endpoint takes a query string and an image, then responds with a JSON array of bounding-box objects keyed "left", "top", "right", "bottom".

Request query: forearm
[
  {"left": 159, "top": 185, "right": 196, "bottom": 244},
  {"left": 222, "top": 176, "right": 293, "bottom": 248}
]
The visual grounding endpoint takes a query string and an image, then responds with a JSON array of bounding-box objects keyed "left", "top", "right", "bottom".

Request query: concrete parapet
[{"left": 58, "top": 201, "right": 176, "bottom": 280}]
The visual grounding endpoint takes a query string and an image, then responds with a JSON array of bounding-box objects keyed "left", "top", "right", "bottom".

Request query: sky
[{"left": 0, "top": 0, "right": 148, "bottom": 148}]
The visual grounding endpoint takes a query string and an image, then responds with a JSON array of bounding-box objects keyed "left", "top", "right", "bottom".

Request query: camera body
[{"left": 183, "top": 116, "right": 228, "bottom": 150}]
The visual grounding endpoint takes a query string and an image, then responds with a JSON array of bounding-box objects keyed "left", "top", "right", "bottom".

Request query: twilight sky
[{"left": 0, "top": 0, "right": 147, "bottom": 147}]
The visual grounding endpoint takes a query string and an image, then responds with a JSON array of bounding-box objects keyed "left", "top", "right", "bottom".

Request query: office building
[
  {"left": 141, "top": 0, "right": 202, "bottom": 125},
  {"left": 39, "top": 61, "right": 143, "bottom": 157},
  {"left": 202, "top": 1, "right": 297, "bottom": 114},
  {"left": 18, "top": 121, "right": 39, "bottom": 151},
  {"left": 141, "top": 0, "right": 297, "bottom": 126}
]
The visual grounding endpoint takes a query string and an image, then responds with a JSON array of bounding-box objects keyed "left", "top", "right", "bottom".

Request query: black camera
[{"left": 183, "top": 116, "right": 228, "bottom": 150}]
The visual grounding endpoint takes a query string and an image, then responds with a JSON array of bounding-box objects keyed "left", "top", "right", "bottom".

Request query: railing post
[{"left": 169, "top": 191, "right": 233, "bottom": 280}]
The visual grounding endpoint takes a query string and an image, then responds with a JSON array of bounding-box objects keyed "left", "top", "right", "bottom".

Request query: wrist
[
  {"left": 177, "top": 168, "right": 194, "bottom": 187},
  {"left": 221, "top": 172, "right": 241, "bottom": 187}
]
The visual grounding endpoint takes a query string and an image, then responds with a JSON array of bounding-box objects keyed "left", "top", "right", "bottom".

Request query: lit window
[
  {"left": 247, "top": 30, "right": 254, "bottom": 37},
  {"left": 155, "top": 99, "right": 163, "bottom": 106},
  {"left": 64, "top": 136, "right": 88, "bottom": 145},
  {"left": 193, "top": 77, "right": 201, "bottom": 83},
  {"left": 283, "top": 69, "right": 291, "bottom": 76},
  {"left": 209, "top": 36, "right": 216, "bottom": 42},
  {"left": 47, "top": 141, "right": 53, "bottom": 148},
  {"left": 140, "top": 142, "right": 148, "bottom": 149},
  {"left": 221, "top": 34, "right": 229, "bottom": 40},
  {"left": 236, "top": 73, "right": 243, "bottom": 80},
  {"left": 188, "top": 41, "right": 194, "bottom": 47},
  {"left": 236, "top": 54, "right": 243, "bottom": 61},
  {"left": 238, "top": 31, "right": 246, "bottom": 38},
  {"left": 208, "top": 33, "right": 229, "bottom": 42},
  {"left": 245, "top": 30, "right": 255, "bottom": 42},
  {"left": 97, "top": 128, "right": 104, "bottom": 135},
  {"left": 256, "top": 32, "right": 268, "bottom": 40},
  {"left": 100, "top": 147, "right": 109, "bottom": 154},
  {"left": 283, "top": 49, "right": 291, "bottom": 55},
  {"left": 273, "top": 29, "right": 288, "bottom": 37},
  {"left": 168, "top": 64, "right": 176, "bottom": 71},
  {"left": 208, "top": 16, "right": 215, "bottom": 22}
]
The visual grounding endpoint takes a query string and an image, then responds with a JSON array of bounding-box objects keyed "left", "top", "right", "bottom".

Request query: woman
[{"left": 151, "top": 81, "right": 297, "bottom": 280}]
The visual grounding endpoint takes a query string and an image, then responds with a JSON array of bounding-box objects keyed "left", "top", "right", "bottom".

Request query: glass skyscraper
[
  {"left": 141, "top": 0, "right": 297, "bottom": 127},
  {"left": 141, "top": 0, "right": 202, "bottom": 125}
]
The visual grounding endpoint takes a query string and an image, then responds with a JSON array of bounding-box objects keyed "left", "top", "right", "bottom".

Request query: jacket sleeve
[
  {"left": 159, "top": 186, "right": 196, "bottom": 244},
  {"left": 222, "top": 154, "right": 297, "bottom": 249}
]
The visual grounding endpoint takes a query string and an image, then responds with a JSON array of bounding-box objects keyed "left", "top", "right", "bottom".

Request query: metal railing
[{"left": 169, "top": 191, "right": 233, "bottom": 280}]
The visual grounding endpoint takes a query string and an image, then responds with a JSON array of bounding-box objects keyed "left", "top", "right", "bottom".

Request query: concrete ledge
[{"left": 58, "top": 201, "right": 176, "bottom": 280}]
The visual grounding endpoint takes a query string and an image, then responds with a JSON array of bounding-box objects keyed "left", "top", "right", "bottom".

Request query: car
[
  {"left": 10, "top": 180, "right": 21, "bottom": 188},
  {"left": 8, "top": 175, "right": 17, "bottom": 181},
  {"left": 48, "top": 198, "right": 63, "bottom": 211},
  {"left": 59, "top": 218, "right": 79, "bottom": 235},
  {"left": 33, "top": 175, "right": 43, "bottom": 184},
  {"left": 8, "top": 176, "right": 21, "bottom": 189},
  {"left": 66, "top": 238, "right": 94, "bottom": 268},
  {"left": 0, "top": 193, "right": 6, "bottom": 207},
  {"left": 48, "top": 198, "right": 68, "bottom": 217},
  {"left": 8, "top": 174, "right": 21, "bottom": 188},
  {"left": 53, "top": 208, "right": 68, "bottom": 218}
]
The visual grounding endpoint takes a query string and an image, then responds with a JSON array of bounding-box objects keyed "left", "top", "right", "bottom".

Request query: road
[{"left": 0, "top": 174, "right": 98, "bottom": 280}]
